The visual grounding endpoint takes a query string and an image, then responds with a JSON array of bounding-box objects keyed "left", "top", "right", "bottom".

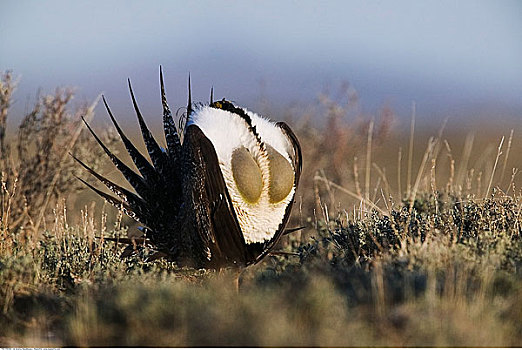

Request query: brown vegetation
[
  {"left": 0, "top": 71, "right": 118, "bottom": 236},
  {"left": 0, "top": 71, "right": 521, "bottom": 346}
]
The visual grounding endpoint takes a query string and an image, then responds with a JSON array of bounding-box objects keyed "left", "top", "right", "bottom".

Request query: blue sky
[{"left": 1, "top": 0, "right": 521, "bottom": 125}]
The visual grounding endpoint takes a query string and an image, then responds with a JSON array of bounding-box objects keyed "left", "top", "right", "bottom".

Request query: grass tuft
[{"left": 0, "top": 74, "right": 521, "bottom": 347}]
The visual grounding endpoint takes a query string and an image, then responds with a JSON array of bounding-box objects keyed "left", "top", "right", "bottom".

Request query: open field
[{"left": 1, "top": 71, "right": 521, "bottom": 346}]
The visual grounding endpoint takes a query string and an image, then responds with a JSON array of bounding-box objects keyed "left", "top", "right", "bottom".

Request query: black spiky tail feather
[
  {"left": 80, "top": 116, "right": 150, "bottom": 199},
  {"left": 75, "top": 68, "right": 192, "bottom": 259},
  {"left": 128, "top": 79, "right": 167, "bottom": 174},
  {"left": 101, "top": 96, "right": 160, "bottom": 187},
  {"left": 159, "top": 66, "right": 183, "bottom": 203},
  {"left": 72, "top": 154, "right": 151, "bottom": 224}
]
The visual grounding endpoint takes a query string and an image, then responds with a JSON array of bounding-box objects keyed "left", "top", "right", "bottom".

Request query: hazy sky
[{"left": 1, "top": 0, "right": 521, "bottom": 125}]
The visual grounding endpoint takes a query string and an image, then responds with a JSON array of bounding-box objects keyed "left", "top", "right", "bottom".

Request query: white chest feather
[{"left": 187, "top": 106, "right": 295, "bottom": 244}]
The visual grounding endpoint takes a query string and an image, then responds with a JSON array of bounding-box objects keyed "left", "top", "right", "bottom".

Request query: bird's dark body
[{"left": 77, "top": 68, "right": 301, "bottom": 269}]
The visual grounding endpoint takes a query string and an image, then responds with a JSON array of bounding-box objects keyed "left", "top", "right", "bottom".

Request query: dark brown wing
[
  {"left": 182, "top": 124, "right": 250, "bottom": 267},
  {"left": 246, "top": 121, "right": 303, "bottom": 264}
]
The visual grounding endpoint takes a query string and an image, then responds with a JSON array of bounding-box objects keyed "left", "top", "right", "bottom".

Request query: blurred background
[
  {"left": 3, "top": 2, "right": 522, "bottom": 346},
  {"left": 1, "top": 0, "right": 521, "bottom": 129}
]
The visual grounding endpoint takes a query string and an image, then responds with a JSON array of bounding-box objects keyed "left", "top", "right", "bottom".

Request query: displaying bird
[{"left": 75, "top": 67, "right": 302, "bottom": 269}]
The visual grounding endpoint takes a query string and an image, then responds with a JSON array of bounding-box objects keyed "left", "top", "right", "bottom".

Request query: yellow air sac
[
  {"left": 266, "top": 145, "right": 294, "bottom": 203},
  {"left": 231, "top": 147, "right": 263, "bottom": 204}
]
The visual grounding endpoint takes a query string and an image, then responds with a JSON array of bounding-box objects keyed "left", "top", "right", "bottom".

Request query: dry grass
[
  {"left": 0, "top": 72, "right": 521, "bottom": 347},
  {"left": 0, "top": 71, "right": 119, "bottom": 235}
]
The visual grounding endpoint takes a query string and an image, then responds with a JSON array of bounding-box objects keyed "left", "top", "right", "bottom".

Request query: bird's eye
[
  {"left": 231, "top": 147, "right": 263, "bottom": 203},
  {"left": 266, "top": 145, "right": 294, "bottom": 203}
]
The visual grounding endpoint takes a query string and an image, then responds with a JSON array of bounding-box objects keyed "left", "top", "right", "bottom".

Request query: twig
[
  {"left": 409, "top": 137, "right": 436, "bottom": 211},
  {"left": 32, "top": 95, "right": 101, "bottom": 234},
  {"left": 406, "top": 102, "right": 416, "bottom": 198},
  {"left": 485, "top": 136, "right": 504, "bottom": 198},
  {"left": 314, "top": 174, "right": 387, "bottom": 216},
  {"left": 365, "top": 119, "right": 374, "bottom": 202},
  {"left": 397, "top": 147, "right": 402, "bottom": 200},
  {"left": 499, "top": 129, "right": 513, "bottom": 185}
]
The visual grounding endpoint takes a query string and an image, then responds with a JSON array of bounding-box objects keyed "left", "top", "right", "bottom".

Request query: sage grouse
[{"left": 76, "top": 68, "right": 302, "bottom": 269}]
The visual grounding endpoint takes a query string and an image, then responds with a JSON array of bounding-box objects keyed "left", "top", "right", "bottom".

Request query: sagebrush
[{"left": 0, "top": 71, "right": 521, "bottom": 347}]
